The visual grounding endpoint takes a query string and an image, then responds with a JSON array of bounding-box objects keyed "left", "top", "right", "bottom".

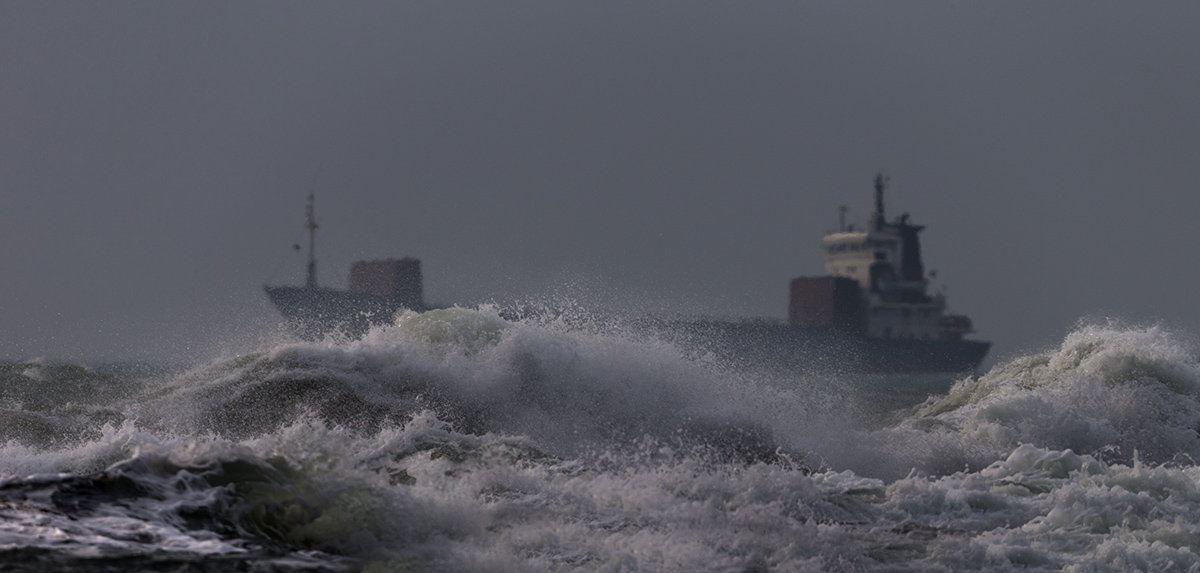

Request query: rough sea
[{"left": 4, "top": 307, "right": 1200, "bottom": 572}]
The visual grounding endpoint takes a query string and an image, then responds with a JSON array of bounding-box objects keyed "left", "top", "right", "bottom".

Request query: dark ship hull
[
  {"left": 649, "top": 319, "right": 990, "bottom": 374},
  {"left": 267, "top": 289, "right": 987, "bottom": 372},
  {"left": 264, "top": 286, "right": 429, "bottom": 340}
]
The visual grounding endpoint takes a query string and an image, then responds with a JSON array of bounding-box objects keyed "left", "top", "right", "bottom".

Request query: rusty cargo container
[
  {"left": 349, "top": 258, "right": 423, "bottom": 306},
  {"left": 788, "top": 276, "right": 865, "bottom": 333}
]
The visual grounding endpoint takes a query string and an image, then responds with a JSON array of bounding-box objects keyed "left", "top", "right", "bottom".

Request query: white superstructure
[{"left": 822, "top": 175, "right": 972, "bottom": 340}]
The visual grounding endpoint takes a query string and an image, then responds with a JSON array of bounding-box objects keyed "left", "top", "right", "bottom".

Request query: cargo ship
[
  {"left": 649, "top": 174, "right": 990, "bottom": 373},
  {"left": 266, "top": 178, "right": 989, "bottom": 372},
  {"left": 263, "top": 195, "right": 434, "bottom": 339}
]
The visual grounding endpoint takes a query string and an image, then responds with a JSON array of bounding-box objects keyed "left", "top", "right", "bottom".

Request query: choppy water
[{"left": 4, "top": 308, "right": 1200, "bottom": 571}]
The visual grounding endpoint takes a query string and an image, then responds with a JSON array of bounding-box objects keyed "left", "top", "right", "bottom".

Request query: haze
[{"left": 2, "top": 2, "right": 1198, "bottom": 364}]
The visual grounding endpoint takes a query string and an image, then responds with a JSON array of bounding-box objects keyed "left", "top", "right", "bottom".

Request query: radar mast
[
  {"left": 873, "top": 172, "right": 889, "bottom": 230},
  {"left": 305, "top": 193, "right": 318, "bottom": 289}
]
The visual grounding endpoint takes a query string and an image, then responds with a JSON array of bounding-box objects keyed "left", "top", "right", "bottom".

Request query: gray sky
[{"left": 2, "top": 2, "right": 1198, "bottom": 364}]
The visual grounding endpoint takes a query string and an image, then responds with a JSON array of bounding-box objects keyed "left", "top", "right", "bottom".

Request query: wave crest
[{"left": 885, "top": 322, "right": 1200, "bottom": 475}]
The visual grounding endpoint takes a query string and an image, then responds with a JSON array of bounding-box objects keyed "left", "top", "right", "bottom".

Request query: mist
[{"left": 2, "top": 2, "right": 1198, "bottom": 363}]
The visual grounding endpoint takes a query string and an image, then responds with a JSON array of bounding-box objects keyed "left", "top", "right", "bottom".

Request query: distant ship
[
  {"left": 651, "top": 174, "right": 990, "bottom": 373},
  {"left": 264, "top": 194, "right": 433, "bottom": 339},
  {"left": 267, "top": 178, "right": 989, "bottom": 372}
]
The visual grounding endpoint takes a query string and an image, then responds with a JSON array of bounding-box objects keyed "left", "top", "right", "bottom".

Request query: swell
[
  {"left": 7, "top": 414, "right": 1200, "bottom": 571},
  {"left": 4, "top": 315, "right": 1200, "bottom": 570},
  {"left": 121, "top": 307, "right": 812, "bottom": 466},
  {"left": 869, "top": 321, "right": 1200, "bottom": 478},
  {"left": 9, "top": 312, "right": 1200, "bottom": 482}
]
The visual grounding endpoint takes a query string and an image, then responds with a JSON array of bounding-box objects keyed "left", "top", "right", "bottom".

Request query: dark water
[{"left": 4, "top": 308, "right": 1200, "bottom": 571}]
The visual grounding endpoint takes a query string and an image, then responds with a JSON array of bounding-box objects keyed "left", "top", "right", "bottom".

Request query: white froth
[
  {"left": 5, "top": 313, "right": 1200, "bottom": 570},
  {"left": 873, "top": 323, "right": 1200, "bottom": 478}
]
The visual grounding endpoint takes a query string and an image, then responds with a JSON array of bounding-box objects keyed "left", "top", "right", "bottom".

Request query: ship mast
[
  {"left": 305, "top": 193, "right": 318, "bottom": 289},
  {"left": 873, "top": 172, "right": 889, "bottom": 230}
]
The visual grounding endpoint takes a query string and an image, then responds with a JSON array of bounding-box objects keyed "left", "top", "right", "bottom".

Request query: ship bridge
[{"left": 810, "top": 175, "right": 971, "bottom": 341}]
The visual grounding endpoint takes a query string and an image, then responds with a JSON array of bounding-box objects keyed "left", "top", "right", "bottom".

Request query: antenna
[
  {"left": 305, "top": 193, "right": 318, "bottom": 289},
  {"left": 873, "top": 172, "right": 889, "bottom": 230},
  {"left": 838, "top": 205, "right": 848, "bottom": 232}
]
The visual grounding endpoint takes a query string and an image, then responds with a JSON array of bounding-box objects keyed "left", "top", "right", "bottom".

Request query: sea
[{"left": 3, "top": 306, "right": 1200, "bottom": 572}]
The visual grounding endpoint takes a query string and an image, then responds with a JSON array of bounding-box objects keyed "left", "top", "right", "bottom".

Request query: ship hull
[
  {"left": 264, "top": 286, "right": 426, "bottom": 339},
  {"left": 650, "top": 319, "right": 990, "bottom": 374},
  {"left": 264, "top": 287, "right": 989, "bottom": 373}
]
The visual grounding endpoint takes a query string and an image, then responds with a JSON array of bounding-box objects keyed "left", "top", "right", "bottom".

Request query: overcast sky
[{"left": 2, "top": 2, "right": 1198, "bottom": 364}]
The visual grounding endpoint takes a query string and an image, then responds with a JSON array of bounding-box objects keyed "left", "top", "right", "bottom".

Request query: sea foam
[{"left": 5, "top": 312, "right": 1200, "bottom": 570}]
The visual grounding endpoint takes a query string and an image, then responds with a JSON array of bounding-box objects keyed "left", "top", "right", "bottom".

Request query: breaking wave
[{"left": 4, "top": 311, "right": 1200, "bottom": 570}]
